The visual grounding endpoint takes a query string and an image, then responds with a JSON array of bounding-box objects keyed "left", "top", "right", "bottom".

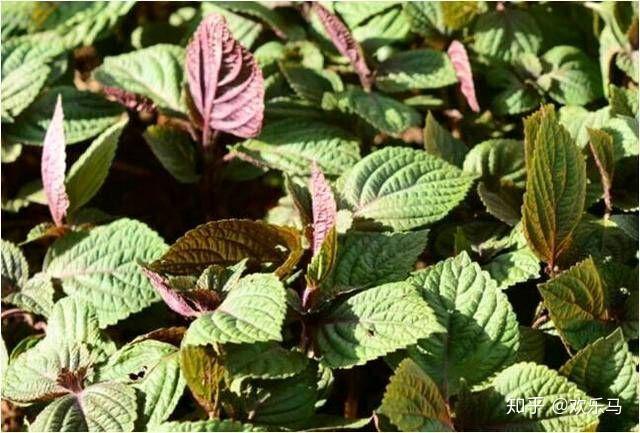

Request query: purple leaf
[
  {"left": 103, "top": 86, "right": 157, "bottom": 114},
  {"left": 41, "top": 95, "right": 69, "bottom": 227},
  {"left": 312, "top": 3, "right": 373, "bottom": 91},
  {"left": 447, "top": 40, "right": 480, "bottom": 113},
  {"left": 143, "top": 268, "right": 220, "bottom": 318},
  {"left": 186, "top": 13, "right": 265, "bottom": 145},
  {"left": 309, "top": 162, "right": 337, "bottom": 255}
]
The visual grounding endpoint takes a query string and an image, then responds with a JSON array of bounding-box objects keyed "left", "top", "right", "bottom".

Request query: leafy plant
[{"left": 1, "top": 2, "right": 638, "bottom": 433}]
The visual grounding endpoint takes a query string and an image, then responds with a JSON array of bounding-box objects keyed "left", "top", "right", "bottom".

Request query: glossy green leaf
[
  {"left": 143, "top": 124, "right": 199, "bottom": 184},
  {"left": 376, "top": 49, "right": 457, "bottom": 92},
  {"left": 423, "top": 112, "right": 467, "bottom": 167}
]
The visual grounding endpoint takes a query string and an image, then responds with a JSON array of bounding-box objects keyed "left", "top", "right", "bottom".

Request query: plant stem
[
  {"left": 344, "top": 370, "right": 359, "bottom": 419},
  {"left": 199, "top": 130, "right": 222, "bottom": 220}
]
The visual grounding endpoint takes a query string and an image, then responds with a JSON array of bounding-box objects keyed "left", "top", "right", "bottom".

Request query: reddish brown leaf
[{"left": 186, "top": 13, "right": 265, "bottom": 145}]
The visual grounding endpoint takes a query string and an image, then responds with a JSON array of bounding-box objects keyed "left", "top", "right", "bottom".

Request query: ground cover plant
[{"left": 1, "top": 1, "right": 638, "bottom": 432}]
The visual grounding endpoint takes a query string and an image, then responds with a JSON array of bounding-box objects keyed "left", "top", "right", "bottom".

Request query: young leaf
[
  {"left": 44, "top": 219, "right": 168, "bottom": 327},
  {"left": 522, "top": 105, "right": 586, "bottom": 270},
  {"left": 456, "top": 362, "right": 599, "bottom": 431},
  {"left": 311, "top": 3, "right": 373, "bottom": 90},
  {"left": 29, "top": 382, "right": 137, "bottom": 432},
  {"left": 406, "top": 252, "right": 520, "bottom": 396},
  {"left": 587, "top": 128, "right": 615, "bottom": 212},
  {"left": 338, "top": 147, "right": 475, "bottom": 231},
  {"left": 41, "top": 95, "right": 69, "bottom": 227},
  {"left": 309, "top": 162, "right": 337, "bottom": 254},
  {"left": 143, "top": 268, "right": 220, "bottom": 317},
  {"left": 314, "top": 281, "right": 442, "bottom": 369},
  {"left": 65, "top": 117, "right": 127, "bottom": 213},
  {"left": 149, "top": 219, "right": 302, "bottom": 278},
  {"left": 447, "top": 40, "right": 479, "bottom": 112},
  {"left": 186, "top": 13, "right": 264, "bottom": 144},
  {"left": 184, "top": 273, "right": 286, "bottom": 345},
  {"left": 538, "top": 257, "right": 628, "bottom": 350},
  {"left": 380, "top": 358, "right": 453, "bottom": 432},
  {"left": 94, "top": 44, "right": 186, "bottom": 113},
  {"left": 560, "top": 328, "right": 638, "bottom": 431}
]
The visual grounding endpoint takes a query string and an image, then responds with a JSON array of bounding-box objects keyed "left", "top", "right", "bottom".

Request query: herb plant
[{"left": 1, "top": 2, "right": 638, "bottom": 432}]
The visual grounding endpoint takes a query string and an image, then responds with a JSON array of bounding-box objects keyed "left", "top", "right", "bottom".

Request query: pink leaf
[
  {"left": 309, "top": 162, "right": 337, "bottom": 255},
  {"left": 186, "top": 13, "right": 265, "bottom": 145},
  {"left": 143, "top": 268, "right": 220, "bottom": 318},
  {"left": 41, "top": 95, "right": 69, "bottom": 227},
  {"left": 447, "top": 40, "right": 480, "bottom": 113},
  {"left": 312, "top": 3, "right": 373, "bottom": 91}
]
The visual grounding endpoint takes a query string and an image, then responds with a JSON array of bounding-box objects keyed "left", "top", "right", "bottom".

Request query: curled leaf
[
  {"left": 41, "top": 95, "right": 69, "bottom": 227},
  {"left": 186, "top": 13, "right": 265, "bottom": 144},
  {"left": 309, "top": 162, "right": 337, "bottom": 254},
  {"left": 142, "top": 268, "right": 220, "bottom": 318},
  {"left": 447, "top": 40, "right": 479, "bottom": 112},
  {"left": 311, "top": 3, "right": 373, "bottom": 91}
]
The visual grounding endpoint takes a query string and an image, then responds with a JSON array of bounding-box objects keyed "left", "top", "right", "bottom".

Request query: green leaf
[
  {"left": 338, "top": 147, "right": 475, "bottom": 231},
  {"left": 560, "top": 328, "right": 638, "bottom": 431},
  {"left": 423, "top": 112, "right": 467, "bottom": 167},
  {"left": 322, "top": 87, "right": 421, "bottom": 136},
  {"left": 150, "top": 419, "right": 262, "bottom": 432},
  {"left": 314, "top": 281, "right": 442, "bottom": 369},
  {"left": 351, "top": 6, "right": 411, "bottom": 53},
  {"left": 516, "top": 326, "right": 546, "bottom": 363},
  {"left": 602, "top": 116, "right": 639, "bottom": 160},
  {"left": 3, "top": 86, "right": 124, "bottom": 146},
  {"left": 44, "top": 219, "right": 167, "bottom": 327},
  {"left": 320, "top": 229, "right": 428, "bottom": 301},
  {"left": 522, "top": 105, "right": 586, "bottom": 269},
  {"left": 184, "top": 273, "right": 286, "bottom": 345},
  {"left": 484, "top": 246, "right": 540, "bottom": 290},
  {"left": 376, "top": 49, "right": 457, "bottom": 93},
  {"left": 222, "top": 342, "right": 309, "bottom": 379},
  {"left": 238, "top": 366, "right": 318, "bottom": 426},
  {"left": 45, "top": 297, "right": 114, "bottom": 355},
  {"left": 151, "top": 219, "right": 302, "bottom": 278},
  {"left": 1, "top": 60, "right": 49, "bottom": 122},
  {"left": 199, "top": 3, "right": 263, "bottom": 49},
  {"left": 3, "top": 342, "right": 92, "bottom": 403},
  {"left": 615, "top": 50, "right": 639, "bottom": 83},
  {"left": 29, "top": 382, "right": 137, "bottom": 432},
  {"left": 94, "top": 44, "right": 186, "bottom": 113},
  {"left": 403, "top": 2, "right": 446, "bottom": 39},
  {"left": 334, "top": 2, "right": 398, "bottom": 28},
  {"left": 217, "top": 2, "right": 304, "bottom": 41},
  {"left": 473, "top": 9, "right": 542, "bottom": 63},
  {"left": 3, "top": 272, "right": 55, "bottom": 317},
  {"left": 463, "top": 139, "right": 526, "bottom": 188},
  {"left": 229, "top": 119, "right": 361, "bottom": 177},
  {"left": 1, "top": 239, "right": 28, "bottom": 290},
  {"left": 179, "top": 344, "right": 229, "bottom": 417},
  {"left": 558, "top": 105, "right": 611, "bottom": 149},
  {"left": 406, "top": 252, "right": 519, "bottom": 396},
  {"left": 380, "top": 358, "right": 453, "bottom": 432},
  {"left": 608, "top": 84, "right": 638, "bottom": 117},
  {"left": 537, "top": 46, "right": 603, "bottom": 105},
  {"left": 143, "top": 124, "right": 200, "bottom": 184},
  {"left": 280, "top": 64, "right": 343, "bottom": 103},
  {"left": 97, "top": 339, "right": 185, "bottom": 427},
  {"left": 65, "top": 117, "right": 127, "bottom": 213},
  {"left": 455, "top": 362, "right": 600, "bottom": 431},
  {"left": 538, "top": 257, "right": 628, "bottom": 351}
]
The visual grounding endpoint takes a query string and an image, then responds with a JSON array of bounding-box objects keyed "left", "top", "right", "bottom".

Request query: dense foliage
[{"left": 1, "top": 1, "right": 638, "bottom": 432}]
